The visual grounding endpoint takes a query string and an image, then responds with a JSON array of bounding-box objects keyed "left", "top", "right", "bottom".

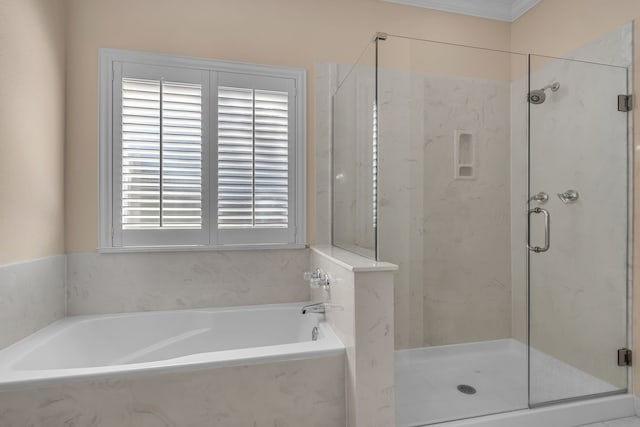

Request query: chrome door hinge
[
  {"left": 618, "top": 95, "right": 633, "bottom": 112},
  {"left": 618, "top": 348, "right": 632, "bottom": 366}
]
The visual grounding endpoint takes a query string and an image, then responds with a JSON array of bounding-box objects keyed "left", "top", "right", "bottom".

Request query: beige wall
[
  {"left": 64, "top": 0, "right": 511, "bottom": 252},
  {"left": 511, "top": 0, "right": 640, "bottom": 56},
  {"left": 0, "top": 0, "right": 66, "bottom": 265}
]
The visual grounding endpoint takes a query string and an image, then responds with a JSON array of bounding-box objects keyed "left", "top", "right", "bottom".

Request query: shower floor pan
[{"left": 396, "top": 339, "right": 629, "bottom": 427}]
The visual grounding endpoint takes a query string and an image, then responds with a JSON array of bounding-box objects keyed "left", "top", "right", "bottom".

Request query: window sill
[{"left": 97, "top": 243, "right": 308, "bottom": 254}]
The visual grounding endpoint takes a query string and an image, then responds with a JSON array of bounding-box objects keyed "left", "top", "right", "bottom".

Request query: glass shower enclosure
[{"left": 332, "top": 26, "right": 632, "bottom": 426}]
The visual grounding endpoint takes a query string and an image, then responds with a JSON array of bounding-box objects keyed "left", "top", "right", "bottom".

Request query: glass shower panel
[
  {"left": 332, "top": 42, "right": 376, "bottom": 258},
  {"left": 528, "top": 54, "right": 630, "bottom": 406},
  {"left": 379, "top": 35, "right": 530, "bottom": 425}
]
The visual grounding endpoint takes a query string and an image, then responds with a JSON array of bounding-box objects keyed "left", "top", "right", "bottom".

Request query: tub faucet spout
[{"left": 302, "top": 302, "right": 327, "bottom": 314}]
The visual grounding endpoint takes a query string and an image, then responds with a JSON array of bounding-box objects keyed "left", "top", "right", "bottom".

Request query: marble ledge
[{"left": 311, "top": 245, "right": 398, "bottom": 273}]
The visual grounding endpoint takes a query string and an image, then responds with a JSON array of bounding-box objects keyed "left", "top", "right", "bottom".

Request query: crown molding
[
  {"left": 511, "top": 0, "right": 541, "bottom": 20},
  {"left": 383, "top": 0, "right": 541, "bottom": 22}
]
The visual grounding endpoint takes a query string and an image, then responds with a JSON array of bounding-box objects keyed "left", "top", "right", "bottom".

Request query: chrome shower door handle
[{"left": 527, "top": 207, "right": 550, "bottom": 253}]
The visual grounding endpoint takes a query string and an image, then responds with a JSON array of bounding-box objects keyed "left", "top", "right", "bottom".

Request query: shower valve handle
[{"left": 528, "top": 192, "right": 549, "bottom": 204}]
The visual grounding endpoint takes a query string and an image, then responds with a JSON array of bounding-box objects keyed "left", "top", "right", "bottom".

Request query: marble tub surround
[
  {"left": 0, "top": 356, "right": 345, "bottom": 427},
  {"left": 66, "top": 249, "right": 310, "bottom": 315},
  {"left": 0, "top": 255, "right": 66, "bottom": 350},
  {"left": 311, "top": 245, "right": 397, "bottom": 427}
]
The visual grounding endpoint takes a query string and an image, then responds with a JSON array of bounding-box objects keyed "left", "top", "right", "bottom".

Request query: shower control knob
[
  {"left": 557, "top": 190, "right": 579, "bottom": 204},
  {"left": 304, "top": 268, "right": 322, "bottom": 281},
  {"left": 528, "top": 192, "right": 549, "bottom": 204},
  {"left": 303, "top": 268, "right": 330, "bottom": 290}
]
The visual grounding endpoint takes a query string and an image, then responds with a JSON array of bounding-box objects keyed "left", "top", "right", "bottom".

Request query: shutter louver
[
  {"left": 122, "top": 78, "right": 203, "bottom": 230},
  {"left": 217, "top": 87, "right": 289, "bottom": 229}
]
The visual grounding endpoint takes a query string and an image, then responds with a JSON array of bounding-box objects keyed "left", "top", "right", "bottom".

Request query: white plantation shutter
[
  {"left": 216, "top": 73, "right": 295, "bottom": 245},
  {"left": 121, "top": 78, "right": 161, "bottom": 229},
  {"left": 101, "top": 51, "right": 304, "bottom": 249},
  {"left": 121, "top": 79, "right": 203, "bottom": 230},
  {"left": 254, "top": 89, "right": 289, "bottom": 228},
  {"left": 217, "top": 87, "right": 255, "bottom": 228},
  {"left": 160, "top": 81, "right": 203, "bottom": 229},
  {"left": 217, "top": 87, "right": 289, "bottom": 229},
  {"left": 114, "top": 63, "right": 210, "bottom": 247}
]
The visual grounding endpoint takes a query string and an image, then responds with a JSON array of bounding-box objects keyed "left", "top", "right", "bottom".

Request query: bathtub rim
[{"left": 0, "top": 302, "right": 344, "bottom": 391}]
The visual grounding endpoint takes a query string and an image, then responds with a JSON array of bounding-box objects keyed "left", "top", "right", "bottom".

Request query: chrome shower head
[
  {"left": 528, "top": 81, "right": 560, "bottom": 104},
  {"left": 528, "top": 89, "right": 546, "bottom": 104}
]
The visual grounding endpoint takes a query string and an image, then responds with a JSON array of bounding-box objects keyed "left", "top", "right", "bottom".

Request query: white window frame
[{"left": 99, "top": 48, "right": 306, "bottom": 252}]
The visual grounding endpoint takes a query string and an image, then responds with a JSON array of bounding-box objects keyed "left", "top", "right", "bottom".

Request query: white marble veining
[
  {"left": 312, "top": 250, "right": 358, "bottom": 427},
  {"left": 377, "top": 67, "right": 427, "bottom": 350},
  {"left": 311, "top": 246, "right": 396, "bottom": 427},
  {"left": 511, "top": 23, "right": 632, "bottom": 393},
  {"left": 528, "top": 54, "right": 628, "bottom": 396},
  {"left": 421, "top": 74, "right": 513, "bottom": 347},
  {"left": 66, "top": 249, "right": 310, "bottom": 315},
  {"left": 376, "top": 65, "right": 515, "bottom": 348},
  {"left": 0, "top": 356, "right": 345, "bottom": 427},
  {"left": 0, "top": 255, "right": 66, "bottom": 350},
  {"left": 354, "top": 271, "right": 396, "bottom": 427}
]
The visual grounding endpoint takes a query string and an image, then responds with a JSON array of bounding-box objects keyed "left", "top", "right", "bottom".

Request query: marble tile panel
[
  {"left": 354, "top": 271, "right": 396, "bottom": 427},
  {"left": 0, "top": 356, "right": 345, "bottom": 427},
  {"left": 0, "top": 255, "right": 66, "bottom": 350},
  {"left": 311, "top": 246, "right": 396, "bottom": 427},
  {"left": 67, "top": 249, "right": 310, "bottom": 315}
]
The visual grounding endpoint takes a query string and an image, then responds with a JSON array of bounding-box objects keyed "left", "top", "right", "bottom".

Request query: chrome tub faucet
[{"left": 302, "top": 302, "right": 327, "bottom": 314}]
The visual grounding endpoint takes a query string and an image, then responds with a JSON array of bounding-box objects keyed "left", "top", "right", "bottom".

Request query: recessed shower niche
[{"left": 454, "top": 130, "right": 475, "bottom": 179}]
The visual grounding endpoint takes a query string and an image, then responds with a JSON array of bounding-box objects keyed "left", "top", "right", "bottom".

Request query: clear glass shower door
[{"left": 528, "top": 54, "right": 630, "bottom": 406}]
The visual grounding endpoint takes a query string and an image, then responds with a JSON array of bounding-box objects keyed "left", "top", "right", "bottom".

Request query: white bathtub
[{"left": 0, "top": 302, "right": 344, "bottom": 389}]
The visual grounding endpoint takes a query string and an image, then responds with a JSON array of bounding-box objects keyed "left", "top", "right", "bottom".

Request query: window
[{"left": 99, "top": 49, "right": 306, "bottom": 251}]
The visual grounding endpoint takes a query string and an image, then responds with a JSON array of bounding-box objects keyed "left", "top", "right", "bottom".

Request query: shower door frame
[{"left": 525, "top": 53, "right": 634, "bottom": 408}]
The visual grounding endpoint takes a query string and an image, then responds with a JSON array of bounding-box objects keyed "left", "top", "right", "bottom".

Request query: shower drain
[{"left": 457, "top": 384, "right": 477, "bottom": 395}]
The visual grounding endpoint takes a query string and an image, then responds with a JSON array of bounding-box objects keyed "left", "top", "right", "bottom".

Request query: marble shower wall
[
  {"left": 311, "top": 245, "right": 397, "bottom": 427},
  {"left": 0, "top": 256, "right": 66, "bottom": 350},
  {"left": 66, "top": 249, "right": 310, "bottom": 315},
  {"left": 378, "top": 68, "right": 514, "bottom": 348},
  {"left": 511, "top": 23, "right": 633, "bottom": 390},
  {"left": 422, "top": 75, "right": 513, "bottom": 346},
  {"left": 0, "top": 356, "right": 345, "bottom": 427},
  {"left": 377, "top": 69, "right": 426, "bottom": 350}
]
